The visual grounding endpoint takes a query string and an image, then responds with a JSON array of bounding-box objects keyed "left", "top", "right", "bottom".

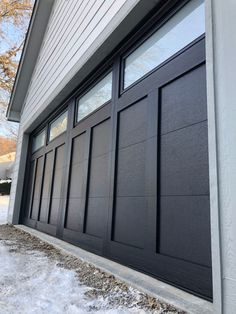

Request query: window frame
[
  {"left": 29, "top": 0, "right": 204, "bottom": 151},
  {"left": 120, "top": 0, "right": 205, "bottom": 93},
  {"left": 48, "top": 109, "right": 69, "bottom": 143},
  {"left": 32, "top": 128, "right": 46, "bottom": 153},
  {"left": 75, "top": 69, "right": 113, "bottom": 126}
]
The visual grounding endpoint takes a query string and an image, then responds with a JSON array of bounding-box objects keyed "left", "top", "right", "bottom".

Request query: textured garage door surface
[{"left": 21, "top": 37, "right": 212, "bottom": 300}]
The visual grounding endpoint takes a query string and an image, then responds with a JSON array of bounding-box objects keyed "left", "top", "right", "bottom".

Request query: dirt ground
[{"left": 0, "top": 224, "right": 185, "bottom": 313}]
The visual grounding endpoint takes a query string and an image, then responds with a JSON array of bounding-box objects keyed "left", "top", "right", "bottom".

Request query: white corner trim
[{"left": 205, "top": 0, "right": 222, "bottom": 313}]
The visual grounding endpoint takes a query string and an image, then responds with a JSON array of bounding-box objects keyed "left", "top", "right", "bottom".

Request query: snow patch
[{"left": 0, "top": 241, "right": 151, "bottom": 313}]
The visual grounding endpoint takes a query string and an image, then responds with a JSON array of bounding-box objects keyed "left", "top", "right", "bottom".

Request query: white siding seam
[
  {"left": 25, "top": 0, "right": 104, "bottom": 104},
  {"left": 20, "top": 0, "right": 60, "bottom": 117},
  {"left": 34, "top": 0, "right": 86, "bottom": 76},
  {"left": 32, "top": 0, "right": 80, "bottom": 77},
  {"left": 24, "top": 0, "right": 119, "bottom": 110}
]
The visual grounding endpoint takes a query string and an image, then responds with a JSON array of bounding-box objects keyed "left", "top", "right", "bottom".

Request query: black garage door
[{"left": 21, "top": 0, "right": 212, "bottom": 300}]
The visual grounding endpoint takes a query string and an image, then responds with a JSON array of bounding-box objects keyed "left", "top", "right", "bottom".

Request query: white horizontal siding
[{"left": 30, "top": 0, "right": 110, "bottom": 88}]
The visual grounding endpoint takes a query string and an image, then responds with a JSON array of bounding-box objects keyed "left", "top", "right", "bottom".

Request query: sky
[{"left": 0, "top": 3, "right": 33, "bottom": 138}]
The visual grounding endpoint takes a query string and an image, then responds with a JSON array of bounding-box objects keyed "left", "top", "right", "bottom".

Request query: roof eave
[{"left": 6, "top": 0, "right": 55, "bottom": 122}]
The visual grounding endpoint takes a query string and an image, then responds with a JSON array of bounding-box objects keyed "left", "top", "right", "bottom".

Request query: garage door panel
[
  {"left": 31, "top": 157, "right": 44, "bottom": 200},
  {"left": 118, "top": 98, "right": 148, "bottom": 149},
  {"left": 39, "top": 151, "right": 53, "bottom": 222},
  {"left": 113, "top": 196, "right": 148, "bottom": 249},
  {"left": 72, "top": 132, "right": 87, "bottom": 163},
  {"left": 49, "top": 198, "right": 61, "bottom": 225},
  {"left": 51, "top": 166, "right": 64, "bottom": 197},
  {"left": 31, "top": 156, "right": 44, "bottom": 220},
  {"left": 85, "top": 197, "right": 109, "bottom": 238},
  {"left": 160, "top": 121, "right": 209, "bottom": 196},
  {"left": 159, "top": 195, "right": 211, "bottom": 267},
  {"left": 69, "top": 162, "right": 86, "bottom": 198},
  {"left": 31, "top": 199, "right": 40, "bottom": 220},
  {"left": 116, "top": 142, "right": 146, "bottom": 197},
  {"left": 84, "top": 119, "right": 111, "bottom": 238},
  {"left": 113, "top": 97, "right": 150, "bottom": 250},
  {"left": 91, "top": 119, "right": 111, "bottom": 157},
  {"left": 65, "top": 198, "right": 84, "bottom": 232},
  {"left": 65, "top": 133, "right": 88, "bottom": 232},
  {"left": 48, "top": 144, "right": 65, "bottom": 225},
  {"left": 89, "top": 154, "right": 110, "bottom": 197},
  {"left": 25, "top": 160, "right": 35, "bottom": 218},
  {"left": 54, "top": 145, "right": 65, "bottom": 170},
  {"left": 161, "top": 65, "right": 207, "bottom": 135},
  {"left": 39, "top": 198, "right": 50, "bottom": 223},
  {"left": 88, "top": 120, "right": 111, "bottom": 198},
  {"left": 41, "top": 152, "right": 53, "bottom": 194}
]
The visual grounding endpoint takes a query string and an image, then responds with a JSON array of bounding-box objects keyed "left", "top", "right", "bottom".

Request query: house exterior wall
[{"left": 7, "top": 0, "right": 236, "bottom": 312}]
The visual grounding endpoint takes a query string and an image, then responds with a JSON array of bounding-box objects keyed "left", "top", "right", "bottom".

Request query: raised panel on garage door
[
  {"left": 107, "top": 40, "right": 211, "bottom": 299},
  {"left": 49, "top": 144, "right": 65, "bottom": 225},
  {"left": 66, "top": 132, "right": 87, "bottom": 232},
  {"left": 39, "top": 150, "right": 54, "bottom": 223},
  {"left": 158, "top": 64, "right": 211, "bottom": 268},
  {"left": 113, "top": 98, "right": 148, "bottom": 248},
  {"left": 24, "top": 160, "right": 35, "bottom": 219},
  {"left": 85, "top": 119, "right": 111, "bottom": 238},
  {"left": 30, "top": 156, "right": 44, "bottom": 220}
]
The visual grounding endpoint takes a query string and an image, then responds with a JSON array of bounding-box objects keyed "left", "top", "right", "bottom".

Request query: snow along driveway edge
[{"left": 15, "top": 224, "right": 213, "bottom": 314}]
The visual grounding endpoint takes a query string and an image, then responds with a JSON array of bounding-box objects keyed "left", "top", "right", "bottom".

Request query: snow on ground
[
  {"left": 0, "top": 239, "right": 146, "bottom": 314},
  {"left": 0, "top": 195, "right": 9, "bottom": 224},
  {"left": 0, "top": 226, "right": 183, "bottom": 314},
  {"left": 0, "top": 244, "right": 140, "bottom": 313},
  {"left": 0, "top": 198, "right": 183, "bottom": 314}
]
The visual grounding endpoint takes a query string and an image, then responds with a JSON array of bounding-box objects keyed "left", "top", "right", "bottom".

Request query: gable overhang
[{"left": 6, "top": 0, "right": 55, "bottom": 122}]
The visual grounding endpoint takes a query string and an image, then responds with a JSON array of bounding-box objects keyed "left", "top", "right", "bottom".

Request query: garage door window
[
  {"left": 77, "top": 72, "right": 112, "bottom": 122},
  {"left": 49, "top": 111, "right": 68, "bottom": 141},
  {"left": 124, "top": 0, "right": 205, "bottom": 89},
  {"left": 32, "top": 129, "right": 46, "bottom": 152}
]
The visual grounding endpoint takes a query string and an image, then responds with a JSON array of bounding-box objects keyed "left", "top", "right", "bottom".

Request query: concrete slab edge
[{"left": 15, "top": 224, "right": 213, "bottom": 314}]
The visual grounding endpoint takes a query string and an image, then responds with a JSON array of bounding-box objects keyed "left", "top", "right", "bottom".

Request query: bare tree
[{"left": 0, "top": 0, "right": 33, "bottom": 139}]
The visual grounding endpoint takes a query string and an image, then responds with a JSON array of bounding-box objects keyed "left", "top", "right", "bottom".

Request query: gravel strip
[{"left": 0, "top": 224, "right": 186, "bottom": 313}]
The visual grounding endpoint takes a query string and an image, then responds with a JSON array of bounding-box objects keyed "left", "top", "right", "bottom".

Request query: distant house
[{"left": 5, "top": 0, "right": 236, "bottom": 313}]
